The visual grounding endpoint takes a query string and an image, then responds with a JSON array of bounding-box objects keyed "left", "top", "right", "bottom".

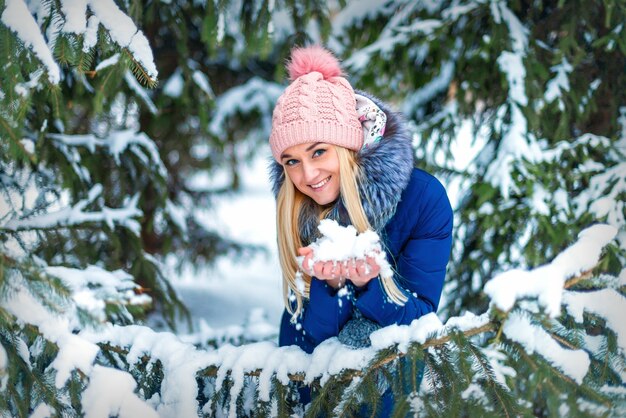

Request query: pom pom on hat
[{"left": 287, "top": 45, "right": 343, "bottom": 81}]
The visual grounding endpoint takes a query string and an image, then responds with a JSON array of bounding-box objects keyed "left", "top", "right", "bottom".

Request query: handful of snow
[{"left": 300, "top": 219, "right": 393, "bottom": 277}]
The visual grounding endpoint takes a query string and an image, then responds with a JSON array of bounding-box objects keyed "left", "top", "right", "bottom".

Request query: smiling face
[{"left": 281, "top": 142, "right": 341, "bottom": 206}]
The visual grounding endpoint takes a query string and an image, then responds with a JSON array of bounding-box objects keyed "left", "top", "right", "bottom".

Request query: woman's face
[{"left": 281, "top": 142, "right": 341, "bottom": 206}]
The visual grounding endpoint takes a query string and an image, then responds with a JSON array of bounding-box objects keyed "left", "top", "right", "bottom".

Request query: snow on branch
[
  {"left": 3, "top": 277, "right": 158, "bottom": 416},
  {"left": 1, "top": 0, "right": 157, "bottom": 85},
  {"left": 45, "top": 265, "right": 152, "bottom": 321},
  {"left": 1, "top": 184, "right": 142, "bottom": 233},
  {"left": 76, "top": 224, "right": 620, "bottom": 415},
  {"left": 484, "top": 224, "right": 618, "bottom": 316},
  {"left": 209, "top": 77, "right": 283, "bottom": 137},
  {"left": 48, "top": 129, "right": 167, "bottom": 178},
  {"left": 82, "top": 366, "right": 159, "bottom": 418},
  {"left": 1, "top": 0, "right": 61, "bottom": 83}
]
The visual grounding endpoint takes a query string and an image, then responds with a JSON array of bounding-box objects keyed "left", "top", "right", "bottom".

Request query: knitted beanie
[{"left": 269, "top": 45, "right": 363, "bottom": 161}]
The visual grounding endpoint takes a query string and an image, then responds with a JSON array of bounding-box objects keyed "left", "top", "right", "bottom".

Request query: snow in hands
[{"left": 299, "top": 219, "right": 393, "bottom": 277}]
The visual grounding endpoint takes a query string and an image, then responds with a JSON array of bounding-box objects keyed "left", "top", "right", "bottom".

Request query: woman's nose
[{"left": 302, "top": 162, "right": 319, "bottom": 182}]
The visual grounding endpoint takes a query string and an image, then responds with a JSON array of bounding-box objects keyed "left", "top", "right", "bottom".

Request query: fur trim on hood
[{"left": 268, "top": 91, "right": 415, "bottom": 245}]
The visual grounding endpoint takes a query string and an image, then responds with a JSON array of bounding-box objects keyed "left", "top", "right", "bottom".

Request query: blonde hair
[{"left": 276, "top": 146, "right": 408, "bottom": 319}]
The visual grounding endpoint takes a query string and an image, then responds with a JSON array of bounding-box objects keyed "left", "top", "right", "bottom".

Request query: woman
[{"left": 269, "top": 45, "right": 453, "bottom": 410}]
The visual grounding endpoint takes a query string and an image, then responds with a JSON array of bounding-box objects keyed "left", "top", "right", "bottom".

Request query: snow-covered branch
[
  {"left": 81, "top": 223, "right": 621, "bottom": 416},
  {"left": 48, "top": 129, "right": 167, "bottom": 178},
  {"left": 1, "top": 184, "right": 142, "bottom": 234},
  {"left": 1, "top": 0, "right": 157, "bottom": 84}
]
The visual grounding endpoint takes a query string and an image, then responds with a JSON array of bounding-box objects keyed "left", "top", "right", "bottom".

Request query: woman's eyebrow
[
  {"left": 281, "top": 142, "right": 323, "bottom": 160},
  {"left": 305, "top": 142, "right": 322, "bottom": 151}
]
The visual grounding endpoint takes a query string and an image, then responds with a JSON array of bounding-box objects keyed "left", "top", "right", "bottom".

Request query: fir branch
[
  {"left": 122, "top": 49, "right": 157, "bottom": 88},
  {"left": 464, "top": 339, "right": 518, "bottom": 417}
]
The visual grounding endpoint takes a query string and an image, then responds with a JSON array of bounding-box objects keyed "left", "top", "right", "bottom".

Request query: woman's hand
[
  {"left": 297, "top": 247, "right": 380, "bottom": 289},
  {"left": 339, "top": 256, "right": 380, "bottom": 288},
  {"left": 298, "top": 247, "right": 344, "bottom": 289}
]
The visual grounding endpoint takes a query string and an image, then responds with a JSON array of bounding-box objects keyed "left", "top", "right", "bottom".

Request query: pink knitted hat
[{"left": 269, "top": 45, "right": 363, "bottom": 161}]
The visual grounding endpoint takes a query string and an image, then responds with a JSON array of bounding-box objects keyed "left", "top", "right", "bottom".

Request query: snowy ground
[{"left": 164, "top": 148, "right": 284, "bottom": 340}]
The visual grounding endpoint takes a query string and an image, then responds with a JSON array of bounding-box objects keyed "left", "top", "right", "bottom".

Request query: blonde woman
[{"left": 269, "top": 45, "right": 453, "bottom": 411}]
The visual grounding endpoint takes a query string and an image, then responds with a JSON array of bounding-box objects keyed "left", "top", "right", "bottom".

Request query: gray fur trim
[{"left": 268, "top": 91, "right": 415, "bottom": 245}]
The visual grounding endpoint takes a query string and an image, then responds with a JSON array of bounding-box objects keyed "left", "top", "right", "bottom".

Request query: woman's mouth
[{"left": 310, "top": 176, "right": 331, "bottom": 190}]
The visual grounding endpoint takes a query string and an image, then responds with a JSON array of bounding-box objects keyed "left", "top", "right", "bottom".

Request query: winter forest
[{"left": 0, "top": 0, "right": 625, "bottom": 417}]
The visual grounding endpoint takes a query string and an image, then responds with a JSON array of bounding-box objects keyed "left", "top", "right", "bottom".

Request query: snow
[
  {"left": 2, "top": 184, "right": 142, "bottom": 235},
  {"left": 44, "top": 264, "right": 151, "bottom": 321},
  {"left": 545, "top": 58, "right": 573, "bottom": 105},
  {"left": 485, "top": 224, "right": 618, "bottom": 317},
  {"left": 370, "top": 312, "right": 444, "bottom": 353},
  {"left": 0, "top": 341, "right": 7, "bottom": 390},
  {"left": 163, "top": 68, "right": 184, "bottom": 98},
  {"left": 209, "top": 77, "right": 283, "bottom": 137},
  {"left": 304, "top": 219, "right": 393, "bottom": 277},
  {"left": 402, "top": 59, "right": 455, "bottom": 115},
  {"left": 192, "top": 70, "right": 214, "bottom": 97},
  {"left": 3, "top": 281, "right": 100, "bottom": 388},
  {"left": 29, "top": 403, "right": 53, "bottom": 418},
  {"left": 503, "top": 311, "right": 590, "bottom": 383},
  {"left": 125, "top": 71, "right": 158, "bottom": 114},
  {"left": 95, "top": 53, "right": 121, "bottom": 71},
  {"left": 83, "top": 15, "right": 99, "bottom": 51},
  {"left": 61, "top": 0, "right": 88, "bottom": 34},
  {"left": 48, "top": 129, "right": 167, "bottom": 178},
  {"left": 82, "top": 365, "right": 159, "bottom": 418},
  {"left": 1, "top": 0, "right": 61, "bottom": 83},
  {"left": 82, "top": 324, "right": 219, "bottom": 418},
  {"left": 563, "top": 289, "right": 626, "bottom": 356},
  {"left": 87, "top": 0, "right": 158, "bottom": 80}
]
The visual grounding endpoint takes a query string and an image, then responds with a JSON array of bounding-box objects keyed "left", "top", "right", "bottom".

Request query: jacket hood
[{"left": 268, "top": 90, "right": 415, "bottom": 245}]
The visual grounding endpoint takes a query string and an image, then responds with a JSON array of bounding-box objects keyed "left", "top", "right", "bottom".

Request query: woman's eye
[
  {"left": 312, "top": 149, "right": 326, "bottom": 158},
  {"left": 285, "top": 159, "right": 298, "bottom": 166}
]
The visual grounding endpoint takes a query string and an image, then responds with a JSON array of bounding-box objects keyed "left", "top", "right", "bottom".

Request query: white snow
[
  {"left": 1, "top": 0, "right": 61, "bottom": 83},
  {"left": 82, "top": 365, "right": 159, "bottom": 418},
  {"left": 209, "top": 77, "right": 283, "bottom": 137},
  {"left": 0, "top": 341, "right": 7, "bottom": 390},
  {"left": 82, "top": 324, "right": 219, "bottom": 418},
  {"left": 370, "top": 312, "right": 445, "bottom": 353},
  {"left": 83, "top": 15, "right": 99, "bottom": 51},
  {"left": 563, "top": 289, "right": 626, "bottom": 356},
  {"left": 48, "top": 129, "right": 167, "bottom": 178},
  {"left": 304, "top": 219, "right": 393, "bottom": 277},
  {"left": 2, "top": 184, "right": 142, "bottom": 235},
  {"left": 163, "top": 68, "right": 184, "bottom": 98},
  {"left": 61, "top": 0, "right": 88, "bottom": 34},
  {"left": 3, "top": 281, "right": 100, "bottom": 388},
  {"left": 45, "top": 264, "right": 151, "bottom": 321},
  {"left": 87, "top": 0, "right": 158, "bottom": 80},
  {"left": 503, "top": 311, "right": 590, "bottom": 383},
  {"left": 545, "top": 58, "right": 573, "bottom": 105},
  {"left": 95, "top": 53, "right": 120, "bottom": 71},
  {"left": 29, "top": 403, "right": 53, "bottom": 418},
  {"left": 125, "top": 70, "right": 158, "bottom": 114},
  {"left": 484, "top": 224, "right": 618, "bottom": 317},
  {"left": 192, "top": 70, "right": 214, "bottom": 97}
]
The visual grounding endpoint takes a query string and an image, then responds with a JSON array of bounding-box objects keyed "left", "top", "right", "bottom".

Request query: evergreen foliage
[{"left": 0, "top": 0, "right": 624, "bottom": 417}]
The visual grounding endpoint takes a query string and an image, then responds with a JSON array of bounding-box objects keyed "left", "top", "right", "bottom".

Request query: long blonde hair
[{"left": 276, "top": 146, "right": 408, "bottom": 319}]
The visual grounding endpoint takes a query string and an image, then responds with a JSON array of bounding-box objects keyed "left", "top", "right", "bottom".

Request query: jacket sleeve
[
  {"left": 355, "top": 176, "right": 453, "bottom": 326},
  {"left": 280, "top": 277, "right": 353, "bottom": 350}
]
